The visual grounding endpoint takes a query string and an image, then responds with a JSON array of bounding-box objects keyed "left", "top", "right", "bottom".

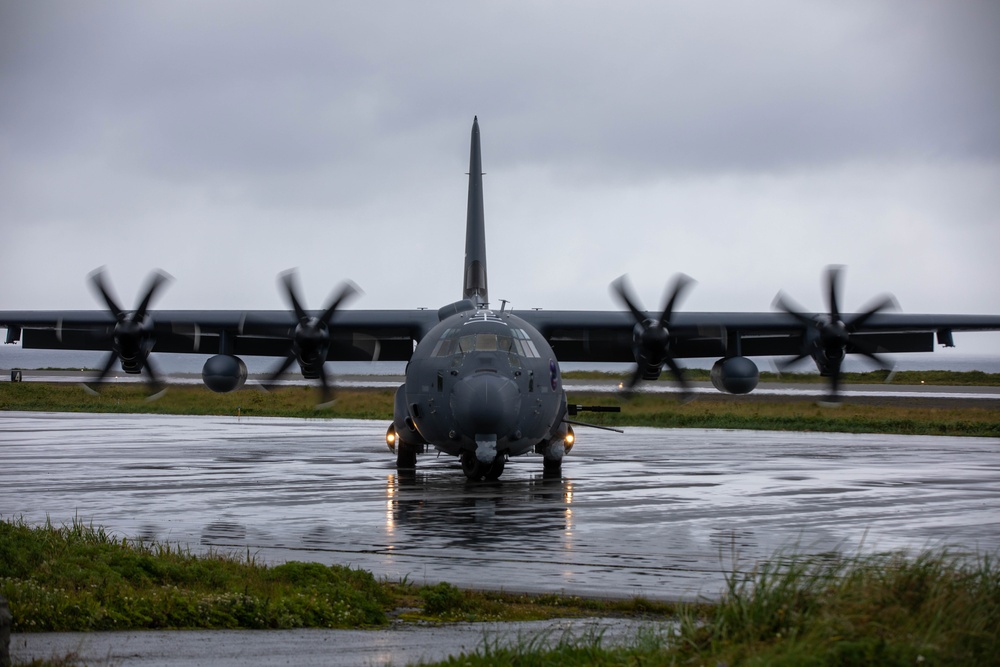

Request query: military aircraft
[{"left": 3, "top": 117, "right": 1000, "bottom": 480}]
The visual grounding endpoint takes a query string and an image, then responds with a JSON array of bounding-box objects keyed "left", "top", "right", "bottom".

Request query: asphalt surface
[
  {"left": 11, "top": 619, "right": 659, "bottom": 667},
  {"left": 3, "top": 411, "right": 999, "bottom": 665}
]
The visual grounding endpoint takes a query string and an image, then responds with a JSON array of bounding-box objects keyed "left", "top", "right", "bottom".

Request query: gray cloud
[{"left": 1, "top": 0, "right": 998, "bottom": 352}]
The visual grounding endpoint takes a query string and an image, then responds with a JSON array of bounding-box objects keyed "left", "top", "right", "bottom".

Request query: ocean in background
[{"left": 1, "top": 344, "right": 998, "bottom": 375}]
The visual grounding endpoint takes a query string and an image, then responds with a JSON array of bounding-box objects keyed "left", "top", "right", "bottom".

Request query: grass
[
  {"left": 2, "top": 381, "right": 998, "bottom": 437},
  {"left": 0, "top": 518, "right": 676, "bottom": 634},
  {"left": 4, "top": 521, "right": 998, "bottom": 666},
  {"left": 563, "top": 368, "right": 1000, "bottom": 386},
  {"left": 0, "top": 382, "right": 394, "bottom": 420},
  {"left": 572, "top": 392, "right": 1000, "bottom": 437},
  {"left": 422, "top": 550, "right": 1000, "bottom": 667},
  {"left": 0, "top": 517, "right": 391, "bottom": 631}
]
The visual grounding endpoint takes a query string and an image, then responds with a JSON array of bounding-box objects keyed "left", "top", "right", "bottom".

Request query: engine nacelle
[
  {"left": 710, "top": 356, "right": 759, "bottom": 394},
  {"left": 202, "top": 354, "right": 247, "bottom": 393}
]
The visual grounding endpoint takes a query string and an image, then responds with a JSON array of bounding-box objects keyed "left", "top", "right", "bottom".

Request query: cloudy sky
[{"left": 2, "top": 1, "right": 998, "bottom": 353}]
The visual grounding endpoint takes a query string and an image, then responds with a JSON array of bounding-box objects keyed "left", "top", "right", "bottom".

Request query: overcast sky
[{"left": 2, "top": 1, "right": 998, "bottom": 353}]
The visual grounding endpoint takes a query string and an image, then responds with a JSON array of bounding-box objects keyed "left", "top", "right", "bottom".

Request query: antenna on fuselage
[{"left": 463, "top": 116, "right": 489, "bottom": 308}]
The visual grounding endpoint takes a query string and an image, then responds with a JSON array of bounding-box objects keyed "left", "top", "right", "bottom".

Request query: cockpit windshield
[{"left": 431, "top": 327, "right": 540, "bottom": 358}]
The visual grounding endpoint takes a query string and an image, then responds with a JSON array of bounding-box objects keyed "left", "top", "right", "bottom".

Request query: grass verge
[
  {"left": 4, "top": 520, "right": 998, "bottom": 666},
  {"left": 2, "top": 382, "right": 998, "bottom": 437},
  {"left": 422, "top": 550, "right": 1000, "bottom": 667},
  {"left": 0, "top": 518, "right": 675, "bottom": 633},
  {"left": 564, "top": 368, "right": 1000, "bottom": 386}
]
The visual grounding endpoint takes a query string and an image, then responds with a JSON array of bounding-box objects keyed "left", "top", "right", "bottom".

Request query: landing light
[
  {"left": 385, "top": 424, "right": 397, "bottom": 453},
  {"left": 564, "top": 425, "right": 576, "bottom": 453}
]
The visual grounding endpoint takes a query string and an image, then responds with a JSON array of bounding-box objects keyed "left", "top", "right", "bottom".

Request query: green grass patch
[
  {"left": 0, "top": 517, "right": 391, "bottom": 631},
  {"left": 0, "top": 519, "right": 677, "bottom": 633},
  {"left": 581, "top": 392, "right": 1000, "bottom": 437},
  {"left": 5, "top": 520, "right": 998, "bottom": 666},
  {"left": 564, "top": 368, "right": 1000, "bottom": 386},
  {"left": 0, "top": 382, "right": 395, "bottom": 420},
  {"left": 423, "top": 550, "right": 1000, "bottom": 666}
]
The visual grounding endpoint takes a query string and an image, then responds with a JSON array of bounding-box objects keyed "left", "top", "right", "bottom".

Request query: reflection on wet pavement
[{"left": 1, "top": 411, "right": 998, "bottom": 600}]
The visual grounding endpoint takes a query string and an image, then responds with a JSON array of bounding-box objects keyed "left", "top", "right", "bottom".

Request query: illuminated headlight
[
  {"left": 385, "top": 424, "right": 398, "bottom": 453},
  {"left": 563, "top": 425, "right": 576, "bottom": 454}
]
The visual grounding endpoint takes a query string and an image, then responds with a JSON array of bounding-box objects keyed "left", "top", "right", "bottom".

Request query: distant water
[{"left": 2, "top": 344, "right": 998, "bottom": 375}]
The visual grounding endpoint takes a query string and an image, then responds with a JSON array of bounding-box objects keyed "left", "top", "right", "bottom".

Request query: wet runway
[{"left": 2, "top": 411, "right": 999, "bottom": 601}]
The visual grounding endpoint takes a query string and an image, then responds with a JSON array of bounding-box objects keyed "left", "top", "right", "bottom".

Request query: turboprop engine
[{"left": 710, "top": 356, "right": 759, "bottom": 394}]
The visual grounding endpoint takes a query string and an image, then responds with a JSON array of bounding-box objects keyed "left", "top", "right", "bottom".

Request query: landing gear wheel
[
  {"left": 542, "top": 457, "right": 562, "bottom": 479},
  {"left": 461, "top": 452, "right": 505, "bottom": 481},
  {"left": 484, "top": 455, "right": 506, "bottom": 481},
  {"left": 396, "top": 443, "right": 418, "bottom": 469},
  {"left": 461, "top": 451, "right": 485, "bottom": 480}
]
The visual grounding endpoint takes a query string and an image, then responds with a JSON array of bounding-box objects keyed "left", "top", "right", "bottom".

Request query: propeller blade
[
  {"left": 825, "top": 265, "right": 843, "bottom": 322},
  {"left": 658, "top": 273, "right": 693, "bottom": 326},
  {"left": 773, "top": 292, "right": 815, "bottom": 328},
  {"left": 143, "top": 356, "right": 166, "bottom": 398},
  {"left": 846, "top": 294, "right": 898, "bottom": 331},
  {"left": 89, "top": 268, "right": 124, "bottom": 320},
  {"left": 622, "top": 364, "right": 644, "bottom": 393},
  {"left": 825, "top": 371, "right": 842, "bottom": 404},
  {"left": 663, "top": 354, "right": 693, "bottom": 402},
  {"left": 263, "top": 353, "right": 297, "bottom": 390},
  {"left": 849, "top": 337, "right": 892, "bottom": 370},
  {"left": 777, "top": 352, "right": 810, "bottom": 372},
  {"left": 611, "top": 275, "right": 648, "bottom": 325},
  {"left": 86, "top": 351, "right": 120, "bottom": 390},
  {"left": 316, "top": 363, "right": 333, "bottom": 405},
  {"left": 133, "top": 271, "right": 172, "bottom": 321},
  {"left": 279, "top": 270, "right": 310, "bottom": 322},
  {"left": 319, "top": 281, "right": 360, "bottom": 326}
]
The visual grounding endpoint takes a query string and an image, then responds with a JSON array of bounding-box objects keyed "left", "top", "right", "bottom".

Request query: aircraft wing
[
  {"left": 4, "top": 308, "right": 999, "bottom": 363},
  {"left": 1, "top": 309, "right": 440, "bottom": 362},
  {"left": 517, "top": 310, "right": 1000, "bottom": 362}
]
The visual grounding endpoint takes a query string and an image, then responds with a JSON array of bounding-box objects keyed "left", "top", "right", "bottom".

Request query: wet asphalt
[{"left": 3, "top": 411, "right": 999, "bottom": 664}]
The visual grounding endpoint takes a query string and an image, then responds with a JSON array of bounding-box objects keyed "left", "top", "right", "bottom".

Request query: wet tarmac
[
  {"left": 11, "top": 618, "right": 659, "bottom": 667},
  {"left": 3, "top": 411, "right": 999, "bottom": 601},
  {"left": 4, "top": 411, "right": 999, "bottom": 665}
]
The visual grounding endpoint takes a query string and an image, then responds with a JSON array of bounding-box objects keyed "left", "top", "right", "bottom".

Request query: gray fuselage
[{"left": 400, "top": 309, "right": 568, "bottom": 460}]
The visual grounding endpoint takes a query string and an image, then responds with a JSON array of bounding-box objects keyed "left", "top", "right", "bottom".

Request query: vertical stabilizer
[{"left": 464, "top": 116, "right": 488, "bottom": 307}]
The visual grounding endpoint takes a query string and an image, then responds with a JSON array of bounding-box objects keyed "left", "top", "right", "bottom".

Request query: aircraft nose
[{"left": 451, "top": 372, "right": 521, "bottom": 438}]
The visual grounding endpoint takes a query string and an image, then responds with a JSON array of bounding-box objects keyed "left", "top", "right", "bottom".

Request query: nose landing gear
[{"left": 461, "top": 451, "right": 506, "bottom": 481}]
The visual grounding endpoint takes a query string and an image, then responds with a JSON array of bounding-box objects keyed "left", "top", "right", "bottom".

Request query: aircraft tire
[
  {"left": 460, "top": 452, "right": 483, "bottom": 480},
  {"left": 542, "top": 457, "right": 562, "bottom": 478},
  {"left": 484, "top": 456, "right": 505, "bottom": 481},
  {"left": 396, "top": 443, "right": 418, "bottom": 469},
  {"left": 461, "top": 452, "right": 505, "bottom": 481}
]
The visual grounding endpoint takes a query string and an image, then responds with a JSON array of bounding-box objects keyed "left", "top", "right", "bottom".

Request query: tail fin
[{"left": 463, "top": 116, "right": 488, "bottom": 307}]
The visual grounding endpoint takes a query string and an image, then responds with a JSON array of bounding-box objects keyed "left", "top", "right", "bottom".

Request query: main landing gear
[
  {"left": 460, "top": 451, "right": 505, "bottom": 481},
  {"left": 542, "top": 457, "right": 562, "bottom": 478},
  {"left": 396, "top": 442, "right": 419, "bottom": 469}
]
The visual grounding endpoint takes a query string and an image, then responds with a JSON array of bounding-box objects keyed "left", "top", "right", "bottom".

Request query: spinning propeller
[
  {"left": 87, "top": 267, "right": 172, "bottom": 395},
  {"left": 264, "top": 270, "right": 359, "bottom": 405},
  {"left": 611, "top": 274, "right": 695, "bottom": 400},
  {"left": 773, "top": 265, "right": 897, "bottom": 402}
]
